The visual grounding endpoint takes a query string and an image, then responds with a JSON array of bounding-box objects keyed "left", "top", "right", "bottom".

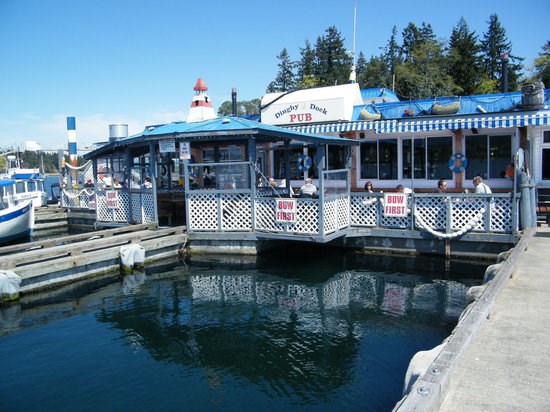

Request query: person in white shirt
[
  {"left": 299, "top": 178, "right": 317, "bottom": 198},
  {"left": 473, "top": 176, "right": 492, "bottom": 194}
]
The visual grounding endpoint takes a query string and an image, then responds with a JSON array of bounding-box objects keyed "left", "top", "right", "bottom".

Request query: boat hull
[{"left": 0, "top": 200, "right": 33, "bottom": 244}]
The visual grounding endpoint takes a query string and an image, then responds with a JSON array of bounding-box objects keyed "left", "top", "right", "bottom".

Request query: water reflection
[{"left": 0, "top": 252, "right": 485, "bottom": 411}]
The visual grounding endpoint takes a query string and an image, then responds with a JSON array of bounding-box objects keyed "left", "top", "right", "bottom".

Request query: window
[
  {"left": 544, "top": 130, "right": 550, "bottom": 144},
  {"left": 379, "top": 140, "right": 398, "bottom": 179},
  {"left": 273, "top": 147, "right": 316, "bottom": 180},
  {"left": 403, "top": 138, "right": 426, "bottom": 179},
  {"left": 465, "top": 134, "right": 511, "bottom": 179},
  {"left": 543, "top": 149, "right": 550, "bottom": 180},
  {"left": 360, "top": 141, "right": 378, "bottom": 179}
]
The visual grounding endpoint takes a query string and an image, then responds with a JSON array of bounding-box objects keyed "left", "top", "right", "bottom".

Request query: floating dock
[{"left": 0, "top": 223, "right": 187, "bottom": 294}]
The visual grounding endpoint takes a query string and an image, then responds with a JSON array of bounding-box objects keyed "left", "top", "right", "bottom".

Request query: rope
[
  {"left": 251, "top": 160, "right": 282, "bottom": 198},
  {"left": 65, "top": 160, "right": 92, "bottom": 171},
  {"left": 62, "top": 188, "right": 95, "bottom": 199},
  {"left": 414, "top": 207, "right": 486, "bottom": 239}
]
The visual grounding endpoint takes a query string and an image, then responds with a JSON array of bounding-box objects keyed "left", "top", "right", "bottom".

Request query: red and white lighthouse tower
[{"left": 187, "top": 78, "right": 217, "bottom": 123}]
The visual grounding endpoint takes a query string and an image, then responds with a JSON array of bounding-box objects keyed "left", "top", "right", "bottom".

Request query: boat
[
  {"left": 1, "top": 154, "right": 48, "bottom": 207},
  {"left": 0, "top": 180, "right": 34, "bottom": 245}
]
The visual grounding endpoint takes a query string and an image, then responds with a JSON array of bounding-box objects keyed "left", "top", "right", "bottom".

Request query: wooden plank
[
  {"left": 17, "top": 233, "right": 187, "bottom": 290},
  {"left": 0, "top": 222, "right": 158, "bottom": 256},
  {"left": 0, "top": 225, "right": 184, "bottom": 270}
]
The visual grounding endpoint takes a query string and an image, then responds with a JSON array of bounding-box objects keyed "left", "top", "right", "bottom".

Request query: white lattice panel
[
  {"left": 254, "top": 198, "right": 320, "bottom": 235},
  {"left": 490, "top": 198, "right": 512, "bottom": 232},
  {"left": 293, "top": 200, "right": 319, "bottom": 234},
  {"left": 350, "top": 195, "right": 379, "bottom": 226},
  {"left": 451, "top": 199, "right": 487, "bottom": 231},
  {"left": 381, "top": 212, "right": 412, "bottom": 229},
  {"left": 188, "top": 193, "right": 219, "bottom": 231},
  {"left": 95, "top": 191, "right": 130, "bottom": 222},
  {"left": 221, "top": 194, "right": 252, "bottom": 231},
  {"left": 336, "top": 197, "right": 350, "bottom": 229},
  {"left": 254, "top": 198, "right": 279, "bottom": 231},
  {"left": 415, "top": 198, "right": 447, "bottom": 230},
  {"left": 323, "top": 199, "right": 337, "bottom": 234}
]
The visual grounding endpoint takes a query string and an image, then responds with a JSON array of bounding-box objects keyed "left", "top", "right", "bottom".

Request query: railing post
[
  {"left": 519, "top": 172, "right": 532, "bottom": 229},
  {"left": 528, "top": 176, "right": 537, "bottom": 227}
]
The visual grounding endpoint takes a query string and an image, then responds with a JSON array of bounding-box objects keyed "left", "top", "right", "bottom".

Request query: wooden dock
[{"left": 0, "top": 222, "right": 188, "bottom": 294}]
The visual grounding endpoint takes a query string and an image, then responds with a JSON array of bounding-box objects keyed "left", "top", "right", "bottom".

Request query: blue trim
[
  {"left": 0, "top": 202, "right": 31, "bottom": 223},
  {"left": 69, "top": 142, "right": 77, "bottom": 155}
]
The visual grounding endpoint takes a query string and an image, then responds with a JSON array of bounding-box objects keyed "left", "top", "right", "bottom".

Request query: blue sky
[{"left": 1, "top": 0, "right": 548, "bottom": 152}]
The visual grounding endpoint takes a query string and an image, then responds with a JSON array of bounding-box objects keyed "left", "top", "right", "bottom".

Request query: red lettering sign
[{"left": 275, "top": 199, "right": 297, "bottom": 223}]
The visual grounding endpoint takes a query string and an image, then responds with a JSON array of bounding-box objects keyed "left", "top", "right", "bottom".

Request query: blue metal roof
[
  {"left": 360, "top": 87, "right": 399, "bottom": 103},
  {"left": 85, "top": 116, "right": 358, "bottom": 159}
]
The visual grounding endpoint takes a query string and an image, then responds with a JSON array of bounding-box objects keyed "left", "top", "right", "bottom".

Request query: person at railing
[
  {"left": 113, "top": 177, "right": 122, "bottom": 189},
  {"left": 363, "top": 181, "right": 378, "bottom": 205},
  {"left": 364, "top": 181, "right": 374, "bottom": 193},
  {"left": 268, "top": 177, "right": 277, "bottom": 187},
  {"left": 473, "top": 176, "right": 492, "bottom": 194},
  {"left": 299, "top": 178, "right": 317, "bottom": 198},
  {"left": 396, "top": 184, "right": 413, "bottom": 194},
  {"left": 436, "top": 179, "right": 448, "bottom": 193},
  {"left": 143, "top": 177, "right": 153, "bottom": 189}
]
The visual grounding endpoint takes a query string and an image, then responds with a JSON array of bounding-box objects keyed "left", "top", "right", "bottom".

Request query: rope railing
[{"left": 414, "top": 207, "right": 486, "bottom": 239}]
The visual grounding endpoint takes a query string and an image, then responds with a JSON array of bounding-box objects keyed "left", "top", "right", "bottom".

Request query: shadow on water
[{"left": 0, "top": 250, "right": 488, "bottom": 412}]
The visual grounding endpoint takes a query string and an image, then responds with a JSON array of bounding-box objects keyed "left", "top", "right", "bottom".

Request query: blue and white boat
[
  {"left": 1, "top": 154, "right": 48, "bottom": 207},
  {"left": 0, "top": 180, "right": 34, "bottom": 245}
]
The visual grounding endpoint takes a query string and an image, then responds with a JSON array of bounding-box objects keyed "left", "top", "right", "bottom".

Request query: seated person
[
  {"left": 396, "top": 184, "right": 412, "bottom": 194},
  {"left": 299, "top": 178, "right": 317, "bottom": 198},
  {"left": 436, "top": 179, "right": 447, "bottom": 193},
  {"left": 143, "top": 177, "right": 153, "bottom": 189}
]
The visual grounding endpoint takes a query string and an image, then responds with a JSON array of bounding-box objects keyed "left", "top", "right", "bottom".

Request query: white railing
[{"left": 64, "top": 186, "right": 517, "bottom": 237}]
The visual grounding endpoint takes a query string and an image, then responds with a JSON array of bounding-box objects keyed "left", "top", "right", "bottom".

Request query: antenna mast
[
  {"left": 353, "top": 0, "right": 357, "bottom": 67},
  {"left": 349, "top": 0, "right": 358, "bottom": 83}
]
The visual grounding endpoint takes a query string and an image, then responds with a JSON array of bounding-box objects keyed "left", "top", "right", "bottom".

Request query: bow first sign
[
  {"left": 383, "top": 193, "right": 408, "bottom": 217},
  {"left": 275, "top": 199, "right": 296, "bottom": 223}
]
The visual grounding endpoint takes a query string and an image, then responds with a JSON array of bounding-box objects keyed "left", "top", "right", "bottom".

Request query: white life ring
[{"left": 297, "top": 154, "right": 313, "bottom": 172}]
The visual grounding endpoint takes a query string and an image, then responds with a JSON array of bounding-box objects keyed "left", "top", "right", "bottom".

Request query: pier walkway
[{"left": 438, "top": 226, "right": 550, "bottom": 411}]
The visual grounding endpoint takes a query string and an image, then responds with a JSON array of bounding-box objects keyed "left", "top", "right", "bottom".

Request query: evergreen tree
[
  {"left": 217, "top": 99, "right": 261, "bottom": 116},
  {"left": 401, "top": 23, "right": 421, "bottom": 62},
  {"left": 447, "top": 17, "right": 482, "bottom": 95},
  {"left": 396, "top": 37, "right": 456, "bottom": 99},
  {"left": 266, "top": 48, "right": 297, "bottom": 93},
  {"left": 481, "top": 14, "right": 523, "bottom": 92},
  {"left": 355, "top": 51, "right": 369, "bottom": 88},
  {"left": 297, "top": 40, "right": 319, "bottom": 88},
  {"left": 383, "top": 26, "right": 402, "bottom": 77},
  {"left": 313, "top": 26, "right": 353, "bottom": 86},
  {"left": 361, "top": 55, "right": 391, "bottom": 89},
  {"left": 532, "top": 40, "right": 550, "bottom": 86}
]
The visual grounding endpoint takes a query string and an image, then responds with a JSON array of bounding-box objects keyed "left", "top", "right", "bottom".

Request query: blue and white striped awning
[{"left": 286, "top": 112, "right": 550, "bottom": 134}]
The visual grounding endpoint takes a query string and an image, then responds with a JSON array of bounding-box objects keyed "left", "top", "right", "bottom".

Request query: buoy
[
  {"left": 0, "top": 270, "right": 22, "bottom": 302},
  {"left": 120, "top": 244, "right": 145, "bottom": 274}
]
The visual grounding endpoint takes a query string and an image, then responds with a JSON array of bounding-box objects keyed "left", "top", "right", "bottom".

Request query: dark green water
[{"left": 0, "top": 249, "right": 485, "bottom": 411}]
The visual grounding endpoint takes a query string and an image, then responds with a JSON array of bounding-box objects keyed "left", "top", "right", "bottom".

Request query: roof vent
[
  {"left": 109, "top": 124, "right": 128, "bottom": 142},
  {"left": 222, "top": 118, "right": 231, "bottom": 124}
]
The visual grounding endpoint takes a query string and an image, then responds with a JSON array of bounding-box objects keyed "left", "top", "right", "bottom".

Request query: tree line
[
  {"left": 218, "top": 14, "right": 549, "bottom": 115},
  {"left": 0, "top": 150, "right": 85, "bottom": 174}
]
